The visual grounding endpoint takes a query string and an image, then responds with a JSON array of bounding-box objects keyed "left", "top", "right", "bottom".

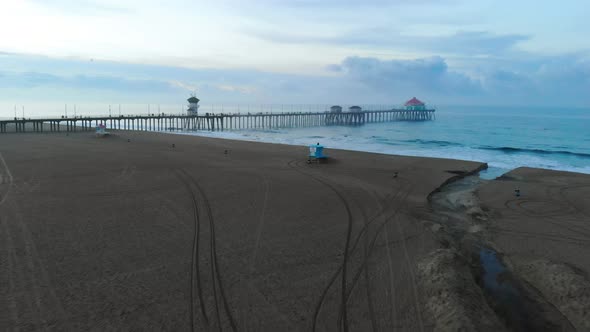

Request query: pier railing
[{"left": 0, "top": 109, "right": 435, "bottom": 134}]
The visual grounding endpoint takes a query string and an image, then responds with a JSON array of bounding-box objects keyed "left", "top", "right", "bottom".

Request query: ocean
[{"left": 179, "top": 106, "right": 590, "bottom": 179}]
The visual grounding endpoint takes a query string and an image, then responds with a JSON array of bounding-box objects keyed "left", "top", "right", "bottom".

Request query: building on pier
[
  {"left": 187, "top": 95, "right": 200, "bottom": 115},
  {"left": 348, "top": 106, "right": 362, "bottom": 113},
  {"left": 330, "top": 105, "right": 342, "bottom": 113},
  {"left": 404, "top": 97, "right": 426, "bottom": 111}
]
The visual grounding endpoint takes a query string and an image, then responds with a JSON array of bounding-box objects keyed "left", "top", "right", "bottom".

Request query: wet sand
[{"left": 1, "top": 131, "right": 589, "bottom": 331}]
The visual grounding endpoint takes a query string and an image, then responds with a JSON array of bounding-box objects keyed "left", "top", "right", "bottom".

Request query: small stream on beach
[
  {"left": 430, "top": 174, "right": 575, "bottom": 331},
  {"left": 478, "top": 247, "right": 534, "bottom": 331}
]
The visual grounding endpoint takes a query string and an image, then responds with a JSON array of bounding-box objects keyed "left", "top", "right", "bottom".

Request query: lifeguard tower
[
  {"left": 308, "top": 143, "right": 327, "bottom": 163},
  {"left": 187, "top": 95, "right": 200, "bottom": 116},
  {"left": 95, "top": 123, "right": 109, "bottom": 137}
]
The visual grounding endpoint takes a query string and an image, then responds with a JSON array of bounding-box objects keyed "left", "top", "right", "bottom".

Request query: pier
[{"left": 0, "top": 108, "right": 435, "bottom": 134}]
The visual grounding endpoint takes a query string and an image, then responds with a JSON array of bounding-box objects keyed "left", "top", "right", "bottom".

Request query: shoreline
[
  {"left": 168, "top": 125, "right": 590, "bottom": 177},
  {"left": 5, "top": 127, "right": 590, "bottom": 178},
  {"left": 1, "top": 123, "right": 590, "bottom": 176},
  {"left": 129, "top": 128, "right": 590, "bottom": 177}
]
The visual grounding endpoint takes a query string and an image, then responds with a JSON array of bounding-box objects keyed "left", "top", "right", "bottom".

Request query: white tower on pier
[{"left": 187, "top": 95, "right": 200, "bottom": 116}]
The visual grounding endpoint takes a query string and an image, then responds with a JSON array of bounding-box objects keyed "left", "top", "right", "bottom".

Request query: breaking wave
[{"left": 478, "top": 146, "right": 590, "bottom": 159}]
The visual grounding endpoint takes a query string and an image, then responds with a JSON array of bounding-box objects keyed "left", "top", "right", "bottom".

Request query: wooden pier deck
[{"left": 0, "top": 108, "right": 434, "bottom": 134}]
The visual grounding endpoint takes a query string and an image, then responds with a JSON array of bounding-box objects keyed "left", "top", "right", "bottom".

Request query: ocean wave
[
  {"left": 401, "top": 139, "right": 463, "bottom": 147},
  {"left": 478, "top": 146, "right": 590, "bottom": 158}
]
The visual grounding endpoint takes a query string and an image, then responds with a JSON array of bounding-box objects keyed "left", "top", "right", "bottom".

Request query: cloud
[
  {"left": 216, "top": 84, "right": 257, "bottom": 94},
  {"left": 0, "top": 51, "right": 23, "bottom": 56},
  {"left": 27, "top": 0, "right": 132, "bottom": 15},
  {"left": 481, "top": 69, "right": 532, "bottom": 93},
  {"left": 469, "top": 54, "right": 590, "bottom": 104},
  {"left": 1, "top": 51, "right": 589, "bottom": 107},
  {"left": 337, "top": 56, "right": 482, "bottom": 94},
  {"left": 247, "top": 0, "right": 402, "bottom": 8},
  {"left": 325, "top": 64, "right": 343, "bottom": 72},
  {"left": 168, "top": 80, "right": 199, "bottom": 93},
  {"left": 532, "top": 57, "right": 590, "bottom": 98},
  {"left": 251, "top": 29, "right": 530, "bottom": 56},
  {"left": 0, "top": 71, "right": 181, "bottom": 96},
  {"left": 424, "top": 31, "right": 529, "bottom": 55},
  {"left": 330, "top": 54, "right": 590, "bottom": 106}
]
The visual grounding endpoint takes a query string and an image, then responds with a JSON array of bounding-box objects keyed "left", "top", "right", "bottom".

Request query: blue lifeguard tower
[
  {"left": 308, "top": 143, "right": 326, "bottom": 163},
  {"left": 95, "top": 123, "right": 109, "bottom": 137}
]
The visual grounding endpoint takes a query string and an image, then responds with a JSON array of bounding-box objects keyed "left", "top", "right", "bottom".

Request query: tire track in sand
[
  {"left": 1, "top": 153, "right": 69, "bottom": 330},
  {"left": 175, "top": 169, "right": 209, "bottom": 331},
  {"left": 290, "top": 159, "right": 426, "bottom": 332},
  {"left": 242, "top": 175, "right": 272, "bottom": 329},
  {"left": 337, "top": 191, "right": 413, "bottom": 331},
  {"left": 541, "top": 183, "right": 590, "bottom": 220},
  {"left": 0, "top": 152, "right": 14, "bottom": 206},
  {"left": 357, "top": 202, "right": 378, "bottom": 332},
  {"left": 392, "top": 209, "right": 425, "bottom": 332},
  {"left": 1, "top": 152, "right": 41, "bottom": 330},
  {"left": 287, "top": 160, "right": 412, "bottom": 332},
  {"left": 286, "top": 160, "right": 354, "bottom": 332},
  {"left": 179, "top": 169, "right": 238, "bottom": 332},
  {"left": 504, "top": 198, "right": 590, "bottom": 238}
]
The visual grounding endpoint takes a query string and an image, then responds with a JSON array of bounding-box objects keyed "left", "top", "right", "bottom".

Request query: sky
[{"left": 0, "top": 0, "right": 589, "bottom": 113}]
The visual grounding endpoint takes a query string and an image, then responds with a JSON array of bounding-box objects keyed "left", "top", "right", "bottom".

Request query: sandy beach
[{"left": 1, "top": 131, "right": 589, "bottom": 331}]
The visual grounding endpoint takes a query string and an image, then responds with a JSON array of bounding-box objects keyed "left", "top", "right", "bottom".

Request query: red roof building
[
  {"left": 404, "top": 97, "right": 426, "bottom": 110},
  {"left": 404, "top": 97, "right": 424, "bottom": 106}
]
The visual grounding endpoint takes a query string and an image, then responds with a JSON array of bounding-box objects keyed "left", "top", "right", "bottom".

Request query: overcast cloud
[{"left": 0, "top": 0, "right": 589, "bottom": 110}]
